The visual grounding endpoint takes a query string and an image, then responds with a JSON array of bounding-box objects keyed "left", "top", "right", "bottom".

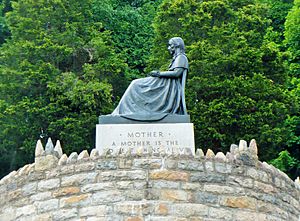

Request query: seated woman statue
[{"left": 111, "top": 37, "right": 188, "bottom": 121}]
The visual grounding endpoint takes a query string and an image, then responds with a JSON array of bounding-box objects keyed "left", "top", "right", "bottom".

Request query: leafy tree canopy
[
  {"left": 92, "top": 0, "right": 162, "bottom": 81},
  {"left": 0, "top": 0, "right": 126, "bottom": 177},
  {"left": 150, "top": 0, "right": 298, "bottom": 161},
  {"left": 285, "top": 0, "right": 300, "bottom": 77}
]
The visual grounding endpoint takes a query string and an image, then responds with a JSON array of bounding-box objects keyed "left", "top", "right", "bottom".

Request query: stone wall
[{"left": 0, "top": 139, "right": 299, "bottom": 221}]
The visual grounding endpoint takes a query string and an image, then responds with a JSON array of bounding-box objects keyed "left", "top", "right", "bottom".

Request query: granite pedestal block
[
  {"left": 99, "top": 114, "right": 191, "bottom": 124},
  {"left": 96, "top": 123, "right": 195, "bottom": 155}
]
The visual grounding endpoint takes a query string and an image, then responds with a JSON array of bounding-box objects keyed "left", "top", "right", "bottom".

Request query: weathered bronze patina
[{"left": 104, "top": 37, "right": 189, "bottom": 123}]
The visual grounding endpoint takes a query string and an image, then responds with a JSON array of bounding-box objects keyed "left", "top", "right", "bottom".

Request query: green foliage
[
  {"left": 258, "top": 0, "right": 293, "bottom": 44},
  {"left": 92, "top": 0, "right": 162, "bottom": 80},
  {"left": 270, "top": 150, "right": 300, "bottom": 178},
  {"left": 283, "top": 0, "right": 300, "bottom": 178},
  {"left": 0, "top": 0, "right": 126, "bottom": 177},
  {"left": 0, "top": 0, "right": 299, "bottom": 180},
  {"left": 0, "top": 0, "right": 11, "bottom": 44},
  {"left": 285, "top": 0, "right": 300, "bottom": 77},
  {"left": 151, "top": 0, "right": 298, "bottom": 160}
]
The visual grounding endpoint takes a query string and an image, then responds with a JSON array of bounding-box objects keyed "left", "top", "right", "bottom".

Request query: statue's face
[{"left": 168, "top": 40, "right": 176, "bottom": 55}]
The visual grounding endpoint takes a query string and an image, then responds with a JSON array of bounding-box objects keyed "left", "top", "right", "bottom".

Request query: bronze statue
[{"left": 111, "top": 37, "right": 188, "bottom": 121}]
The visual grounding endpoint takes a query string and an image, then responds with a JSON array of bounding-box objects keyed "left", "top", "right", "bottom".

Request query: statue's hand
[{"left": 150, "top": 71, "right": 160, "bottom": 77}]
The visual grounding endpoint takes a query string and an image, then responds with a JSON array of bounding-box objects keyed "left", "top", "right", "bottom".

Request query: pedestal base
[
  {"left": 96, "top": 123, "right": 195, "bottom": 155},
  {"left": 99, "top": 114, "right": 190, "bottom": 124}
]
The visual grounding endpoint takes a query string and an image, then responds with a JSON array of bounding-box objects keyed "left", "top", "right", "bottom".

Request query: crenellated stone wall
[{"left": 0, "top": 139, "right": 299, "bottom": 221}]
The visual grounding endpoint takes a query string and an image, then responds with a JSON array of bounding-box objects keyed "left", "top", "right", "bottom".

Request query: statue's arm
[
  {"left": 160, "top": 68, "right": 184, "bottom": 78},
  {"left": 150, "top": 67, "right": 184, "bottom": 78}
]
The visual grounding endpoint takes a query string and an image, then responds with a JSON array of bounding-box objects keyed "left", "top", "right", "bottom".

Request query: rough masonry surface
[{"left": 0, "top": 139, "right": 299, "bottom": 221}]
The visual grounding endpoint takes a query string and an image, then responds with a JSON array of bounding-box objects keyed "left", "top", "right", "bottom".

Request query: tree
[
  {"left": 258, "top": 0, "right": 293, "bottom": 44},
  {"left": 92, "top": 0, "right": 162, "bottom": 82},
  {"left": 270, "top": 150, "right": 300, "bottom": 178},
  {"left": 0, "top": 0, "right": 11, "bottom": 45},
  {"left": 150, "top": 0, "right": 298, "bottom": 161},
  {"left": 285, "top": 0, "right": 300, "bottom": 77},
  {"left": 0, "top": 0, "right": 126, "bottom": 178},
  {"left": 281, "top": 0, "right": 300, "bottom": 179}
]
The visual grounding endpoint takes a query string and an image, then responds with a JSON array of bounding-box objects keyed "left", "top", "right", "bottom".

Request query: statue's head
[{"left": 169, "top": 37, "right": 185, "bottom": 54}]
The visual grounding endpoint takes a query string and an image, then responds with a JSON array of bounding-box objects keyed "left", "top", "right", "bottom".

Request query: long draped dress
[{"left": 111, "top": 53, "right": 188, "bottom": 121}]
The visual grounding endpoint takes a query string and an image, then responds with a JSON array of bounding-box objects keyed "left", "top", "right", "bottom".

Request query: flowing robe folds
[{"left": 112, "top": 53, "right": 188, "bottom": 121}]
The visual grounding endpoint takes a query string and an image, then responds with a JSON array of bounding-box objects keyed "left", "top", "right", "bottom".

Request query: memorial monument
[{"left": 96, "top": 37, "right": 195, "bottom": 154}]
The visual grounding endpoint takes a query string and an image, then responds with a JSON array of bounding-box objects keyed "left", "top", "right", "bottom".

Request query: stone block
[
  {"left": 232, "top": 211, "right": 257, "bottom": 221},
  {"left": 257, "top": 200, "right": 276, "bottom": 213},
  {"left": 58, "top": 154, "right": 68, "bottom": 166},
  {"left": 254, "top": 181, "right": 274, "bottom": 193},
  {"left": 181, "top": 183, "right": 201, "bottom": 191},
  {"left": 132, "top": 158, "right": 162, "bottom": 169},
  {"left": 45, "top": 168, "right": 60, "bottom": 179},
  {"left": 203, "top": 184, "right": 235, "bottom": 194},
  {"left": 164, "top": 159, "right": 178, "bottom": 169},
  {"left": 125, "top": 217, "right": 143, "bottom": 221},
  {"left": 227, "top": 176, "right": 253, "bottom": 188},
  {"left": 98, "top": 170, "right": 146, "bottom": 181},
  {"left": 145, "top": 217, "right": 176, "bottom": 221},
  {"left": 86, "top": 217, "right": 107, "bottom": 221},
  {"left": 67, "top": 152, "right": 78, "bottom": 164},
  {"left": 12, "top": 196, "right": 30, "bottom": 208},
  {"left": 149, "top": 170, "right": 189, "bottom": 182},
  {"left": 53, "top": 186, "right": 81, "bottom": 197},
  {"left": 60, "top": 194, "right": 90, "bottom": 208},
  {"left": 134, "top": 181, "right": 147, "bottom": 190},
  {"left": 150, "top": 180, "right": 180, "bottom": 189},
  {"left": 75, "top": 162, "right": 95, "bottom": 172},
  {"left": 177, "top": 160, "right": 204, "bottom": 171},
  {"left": 22, "top": 182, "right": 37, "bottom": 196},
  {"left": 221, "top": 196, "right": 256, "bottom": 210},
  {"left": 189, "top": 218, "right": 204, "bottom": 221},
  {"left": 154, "top": 203, "right": 169, "bottom": 215},
  {"left": 171, "top": 203, "right": 209, "bottom": 217},
  {"left": 160, "top": 189, "right": 190, "bottom": 201},
  {"left": 30, "top": 191, "right": 52, "bottom": 201},
  {"left": 115, "top": 181, "right": 133, "bottom": 189},
  {"left": 0, "top": 207, "right": 16, "bottom": 221},
  {"left": 37, "top": 178, "right": 60, "bottom": 191},
  {"left": 52, "top": 208, "right": 78, "bottom": 221},
  {"left": 8, "top": 189, "right": 22, "bottom": 202},
  {"left": 82, "top": 182, "right": 114, "bottom": 193},
  {"left": 91, "top": 190, "right": 124, "bottom": 204},
  {"left": 247, "top": 168, "right": 269, "bottom": 183},
  {"left": 35, "top": 155, "right": 58, "bottom": 171},
  {"left": 205, "top": 149, "right": 215, "bottom": 158},
  {"left": 60, "top": 164, "right": 75, "bottom": 175},
  {"left": 79, "top": 205, "right": 107, "bottom": 217},
  {"left": 194, "top": 192, "right": 219, "bottom": 204},
  {"left": 190, "top": 172, "right": 226, "bottom": 183},
  {"left": 209, "top": 207, "right": 233, "bottom": 220},
  {"left": 28, "top": 171, "right": 46, "bottom": 181},
  {"left": 118, "top": 159, "right": 133, "bottom": 169},
  {"left": 118, "top": 202, "right": 153, "bottom": 215},
  {"left": 16, "top": 205, "right": 36, "bottom": 218},
  {"left": 33, "top": 214, "right": 52, "bottom": 221},
  {"left": 205, "top": 161, "right": 214, "bottom": 172},
  {"left": 61, "top": 172, "right": 97, "bottom": 186},
  {"left": 15, "top": 216, "right": 35, "bottom": 221},
  {"left": 96, "top": 160, "right": 118, "bottom": 170},
  {"left": 35, "top": 199, "right": 59, "bottom": 213},
  {"left": 125, "top": 189, "right": 145, "bottom": 200},
  {"left": 215, "top": 162, "right": 232, "bottom": 173}
]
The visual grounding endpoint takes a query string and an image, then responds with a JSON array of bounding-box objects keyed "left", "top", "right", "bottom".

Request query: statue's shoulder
[{"left": 171, "top": 53, "right": 188, "bottom": 70}]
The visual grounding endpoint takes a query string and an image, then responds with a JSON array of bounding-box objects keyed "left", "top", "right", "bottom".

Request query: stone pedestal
[{"left": 96, "top": 123, "right": 195, "bottom": 155}]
